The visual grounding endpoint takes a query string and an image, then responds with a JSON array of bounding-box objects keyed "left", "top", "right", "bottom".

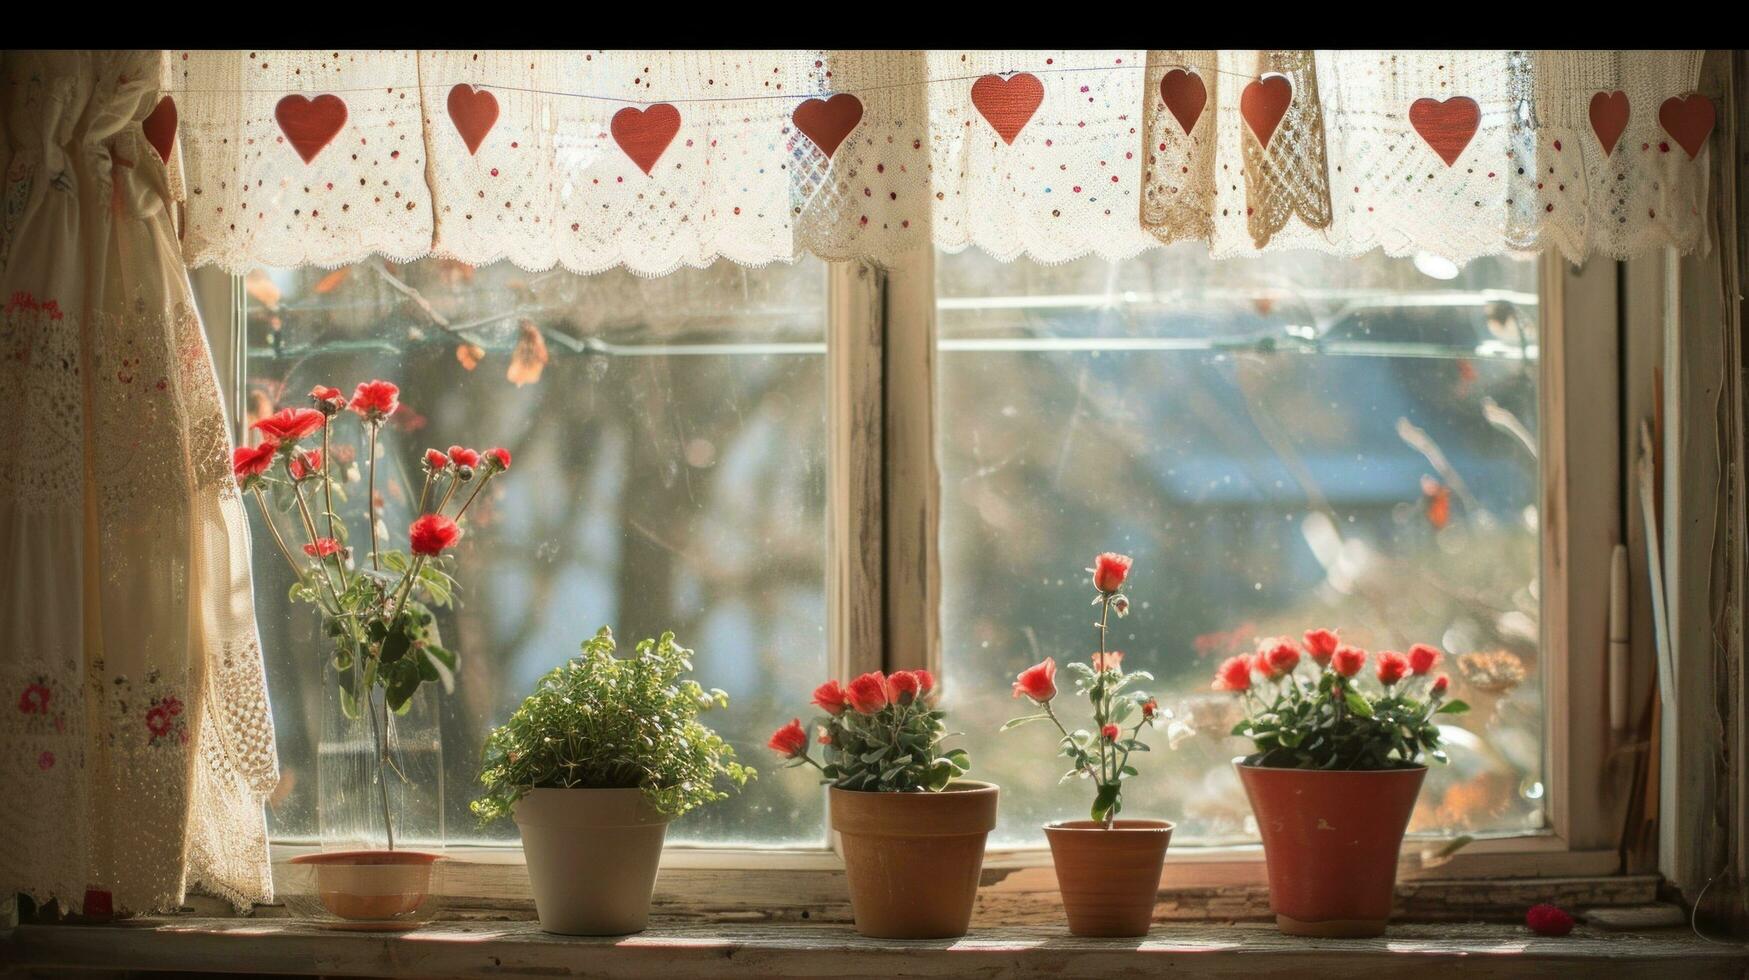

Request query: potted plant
[
  {"left": 1006, "top": 552, "right": 1174, "bottom": 937},
  {"left": 472, "top": 627, "right": 753, "bottom": 935},
  {"left": 235, "top": 381, "right": 511, "bottom": 922},
  {"left": 1217, "top": 629, "right": 1469, "bottom": 937},
  {"left": 768, "top": 670, "right": 993, "bottom": 939}
]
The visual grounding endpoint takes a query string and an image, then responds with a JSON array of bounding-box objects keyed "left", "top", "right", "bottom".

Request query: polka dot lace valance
[{"left": 157, "top": 49, "right": 1714, "bottom": 276}]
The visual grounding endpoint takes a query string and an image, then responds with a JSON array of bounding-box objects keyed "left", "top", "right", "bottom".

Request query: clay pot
[
  {"left": 1237, "top": 763, "right": 1427, "bottom": 937},
  {"left": 513, "top": 787, "right": 672, "bottom": 935},
  {"left": 829, "top": 781, "right": 998, "bottom": 939},
  {"left": 1043, "top": 819, "right": 1174, "bottom": 937},
  {"left": 288, "top": 850, "right": 440, "bottom": 922}
]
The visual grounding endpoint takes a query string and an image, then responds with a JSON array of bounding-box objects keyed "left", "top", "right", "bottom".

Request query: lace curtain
[
  {"left": 160, "top": 49, "right": 1713, "bottom": 277},
  {"left": 1, "top": 50, "right": 279, "bottom": 915}
]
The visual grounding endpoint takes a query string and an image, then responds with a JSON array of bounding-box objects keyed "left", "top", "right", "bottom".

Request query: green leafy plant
[
  {"left": 1005, "top": 552, "right": 1166, "bottom": 825},
  {"left": 471, "top": 627, "right": 754, "bottom": 822},
  {"left": 1216, "top": 629, "right": 1469, "bottom": 770},
  {"left": 768, "top": 669, "right": 971, "bottom": 792}
]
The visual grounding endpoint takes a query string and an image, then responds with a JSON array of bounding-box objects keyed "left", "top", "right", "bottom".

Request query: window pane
[
  {"left": 936, "top": 247, "right": 1543, "bottom": 846},
  {"left": 233, "top": 258, "right": 830, "bottom": 847}
]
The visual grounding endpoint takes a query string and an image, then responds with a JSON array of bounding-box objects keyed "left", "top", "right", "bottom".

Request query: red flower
[
  {"left": 1093, "top": 552, "right": 1133, "bottom": 593},
  {"left": 1256, "top": 638, "right": 1301, "bottom": 678},
  {"left": 1525, "top": 903, "right": 1574, "bottom": 937},
  {"left": 18, "top": 683, "right": 50, "bottom": 715},
  {"left": 915, "top": 669, "right": 936, "bottom": 697},
  {"left": 811, "top": 680, "right": 850, "bottom": 715},
  {"left": 409, "top": 513, "right": 462, "bottom": 556},
  {"left": 1332, "top": 645, "right": 1367, "bottom": 678},
  {"left": 1303, "top": 627, "right": 1340, "bottom": 667},
  {"left": 252, "top": 407, "right": 326, "bottom": 443},
  {"left": 309, "top": 385, "right": 346, "bottom": 414},
  {"left": 1091, "top": 650, "right": 1124, "bottom": 672},
  {"left": 348, "top": 379, "right": 400, "bottom": 421},
  {"left": 845, "top": 672, "right": 890, "bottom": 714},
  {"left": 1213, "top": 655, "right": 1253, "bottom": 692},
  {"left": 1408, "top": 643, "right": 1442, "bottom": 676},
  {"left": 303, "top": 537, "right": 340, "bottom": 558},
  {"left": 887, "top": 670, "right": 925, "bottom": 705},
  {"left": 767, "top": 718, "right": 809, "bottom": 758},
  {"left": 1142, "top": 698, "right": 1159, "bottom": 719},
  {"left": 446, "top": 445, "right": 481, "bottom": 468},
  {"left": 1431, "top": 674, "right": 1450, "bottom": 697},
  {"left": 289, "top": 449, "right": 323, "bottom": 481},
  {"left": 424, "top": 448, "right": 450, "bottom": 471},
  {"left": 1376, "top": 650, "right": 1409, "bottom": 686},
  {"left": 484, "top": 447, "right": 512, "bottom": 472},
  {"left": 1102, "top": 723, "right": 1120, "bottom": 741},
  {"left": 1012, "top": 658, "right": 1058, "bottom": 703},
  {"left": 231, "top": 440, "right": 279, "bottom": 481}
]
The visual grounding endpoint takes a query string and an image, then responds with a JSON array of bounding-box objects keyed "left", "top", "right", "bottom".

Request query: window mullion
[
  {"left": 878, "top": 247, "right": 941, "bottom": 677},
  {"left": 828, "top": 260, "right": 887, "bottom": 682}
]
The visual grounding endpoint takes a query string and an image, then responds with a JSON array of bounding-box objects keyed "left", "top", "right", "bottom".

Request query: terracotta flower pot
[
  {"left": 1043, "top": 819, "right": 1174, "bottom": 937},
  {"left": 829, "top": 780, "right": 998, "bottom": 939},
  {"left": 288, "top": 850, "right": 440, "bottom": 922},
  {"left": 513, "top": 787, "right": 672, "bottom": 935},
  {"left": 1237, "top": 763, "right": 1427, "bottom": 937}
]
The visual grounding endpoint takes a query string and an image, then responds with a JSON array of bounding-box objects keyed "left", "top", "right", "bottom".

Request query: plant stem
[
  {"left": 251, "top": 487, "right": 305, "bottom": 578},
  {"left": 452, "top": 471, "right": 494, "bottom": 522},
  {"left": 318, "top": 424, "right": 348, "bottom": 591},
  {"left": 366, "top": 423, "right": 381, "bottom": 570},
  {"left": 367, "top": 684, "right": 396, "bottom": 851},
  {"left": 288, "top": 469, "right": 344, "bottom": 605}
]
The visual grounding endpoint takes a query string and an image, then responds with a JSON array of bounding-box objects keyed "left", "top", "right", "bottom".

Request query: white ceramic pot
[{"left": 513, "top": 787, "right": 671, "bottom": 935}]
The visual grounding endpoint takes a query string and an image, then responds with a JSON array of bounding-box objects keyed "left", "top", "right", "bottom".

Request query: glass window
[
  {"left": 236, "top": 258, "right": 831, "bottom": 847},
  {"left": 934, "top": 247, "right": 1544, "bottom": 847}
]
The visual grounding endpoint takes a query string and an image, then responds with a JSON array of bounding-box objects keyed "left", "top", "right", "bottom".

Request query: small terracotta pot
[
  {"left": 514, "top": 787, "right": 672, "bottom": 935},
  {"left": 1043, "top": 819, "right": 1174, "bottom": 937},
  {"left": 289, "top": 850, "right": 440, "bottom": 921},
  {"left": 1237, "top": 763, "right": 1427, "bottom": 937},
  {"left": 829, "top": 781, "right": 998, "bottom": 939}
]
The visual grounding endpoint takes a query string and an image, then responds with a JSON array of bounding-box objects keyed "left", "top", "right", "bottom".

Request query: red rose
[
  {"left": 1376, "top": 650, "right": 1409, "bottom": 686},
  {"left": 484, "top": 447, "right": 512, "bottom": 472},
  {"left": 1093, "top": 552, "right": 1133, "bottom": 593},
  {"left": 1525, "top": 903, "right": 1574, "bottom": 937},
  {"left": 1102, "top": 723, "right": 1120, "bottom": 741},
  {"left": 767, "top": 718, "right": 809, "bottom": 758},
  {"left": 845, "top": 672, "right": 890, "bottom": 714},
  {"left": 1213, "top": 654, "right": 1253, "bottom": 692},
  {"left": 1142, "top": 698, "right": 1159, "bottom": 719},
  {"left": 1431, "top": 674, "right": 1450, "bottom": 697},
  {"left": 408, "top": 513, "right": 462, "bottom": 556},
  {"left": 1408, "top": 643, "right": 1441, "bottom": 676},
  {"left": 231, "top": 440, "right": 279, "bottom": 481},
  {"left": 1332, "top": 645, "right": 1368, "bottom": 678},
  {"left": 886, "top": 670, "right": 923, "bottom": 705},
  {"left": 303, "top": 537, "right": 340, "bottom": 558},
  {"left": 289, "top": 449, "right": 323, "bottom": 481},
  {"left": 914, "top": 669, "right": 936, "bottom": 698},
  {"left": 1090, "top": 650, "right": 1124, "bottom": 672},
  {"left": 424, "top": 448, "right": 450, "bottom": 471},
  {"left": 1257, "top": 638, "right": 1301, "bottom": 678},
  {"left": 348, "top": 379, "right": 400, "bottom": 421},
  {"left": 252, "top": 407, "right": 326, "bottom": 443},
  {"left": 1012, "top": 658, "right": 1058, "bottom": 703},
  {"left": 446, "top": 445, "right": 481, "bottom": 468},
  {"left": 811, "top": 680, "right": 850, "bottom": 715},
  {"left": 1303, "top": 627, "right": 1340, "bottom": 667},
  {"left": 309, "top": 385, "right": 345, "bottom": 414}
]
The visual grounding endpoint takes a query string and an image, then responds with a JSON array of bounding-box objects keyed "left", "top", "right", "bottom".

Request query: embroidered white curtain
[
  {"left": 161, "top": 49, "right": 1714, "bottom": 277},
  {"left": 1, "top": 50, "right": 279, "bottom": 915}
]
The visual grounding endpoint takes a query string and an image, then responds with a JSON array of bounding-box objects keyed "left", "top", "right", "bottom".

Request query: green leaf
[
  {"left": 1436, "top": 699, "right": 1470, "bottom": 714},
  {"left": 1001, "top": 714, "right": 1052, "bottom": 731},
  {"left": 1345, "top": 692, "right": 1375, "bottom": 717}
]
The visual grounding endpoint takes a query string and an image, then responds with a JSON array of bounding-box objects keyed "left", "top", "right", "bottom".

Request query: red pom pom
[{"left": 1525, "top": 903, "right": 1574, "bottom": 937}]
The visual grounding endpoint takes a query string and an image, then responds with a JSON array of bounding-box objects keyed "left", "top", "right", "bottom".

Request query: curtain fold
[
  {"left": 1, "top": 49, "right": 278, "bottom": 916},
  {"left": 163, "top": 49, "right": 1711, "bottom": 276}
]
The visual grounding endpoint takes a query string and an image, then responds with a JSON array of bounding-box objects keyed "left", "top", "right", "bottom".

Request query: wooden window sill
[{"left": 4, "top": 917, "right": 1744, "bottom": 978}]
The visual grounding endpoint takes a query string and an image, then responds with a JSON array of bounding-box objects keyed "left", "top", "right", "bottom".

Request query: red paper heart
[
  {"left": 792, "top": 93, "right": 863, "bottom": 159},
  {"left": 447, "top": 84, "right": 499, "bottom": 156},
  {"left": 1659, "top": 94, "right": 1715, "bottom": 160},
  {"left": 1159, "top": 69, "right": 1207, "bottom": 136},
  {"left": 1240, "top": 75, "right": 1292, "bottom": 149},
  {"left": 612, "top": 103, "right": 681, "bottom": 176},
  {"left": 274, "top": 94, "right": 348, "bottom": 164},
  {"left": 971, "top": 72, "right": 1044, "bottom": 145},
  {"left": 1409, "top": 96, "right": 1480, "bottom": 167},
  {"left": 1589, "top": 91, "right": 1629, "bottom": 156},
  {"left": 142, "top": 96, "right": 177, "bottom": 164}
]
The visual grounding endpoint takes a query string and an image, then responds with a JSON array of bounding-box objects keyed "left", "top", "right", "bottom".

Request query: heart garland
[
  {"left": 1409, "top": 96, "right": 1480, "bottom": 167},
  {"left": 1159, "top": 70, "right": 1207, "bottom": 136},
  {"left": 447, "top": 84, "right": 500, "bottom": 156},
  {"left": 612, "top": 103, "right": 682, "bottom": 175},
  {"left": 792, "top": 94, "right": 864, "bottom": 159},
  {"left": 1589, "top": 91, "right": 1629, "bottom": 156},
  {"left": 1659, "top": 94, "right": 1715, "bottom": 160},
  {"left": 971, "top": 72, "right": 1044, "bottom": 145},
  {"left": 1240, "top": 75, "right": 1292, "bottom": 149},
  {"left": 274, "top": 94, "right": 348, "bottom": 164},
  {"left": 142, "top": 96, "right": 177, "bottom": 165}
]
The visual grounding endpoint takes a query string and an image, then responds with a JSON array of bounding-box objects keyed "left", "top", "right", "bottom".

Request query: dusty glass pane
[
  {"left": 233, "top": 258, "right": 830, "bottom": 847},
  {"left": 935, "top": 246, "right": 1544, "bottom": 846}
]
